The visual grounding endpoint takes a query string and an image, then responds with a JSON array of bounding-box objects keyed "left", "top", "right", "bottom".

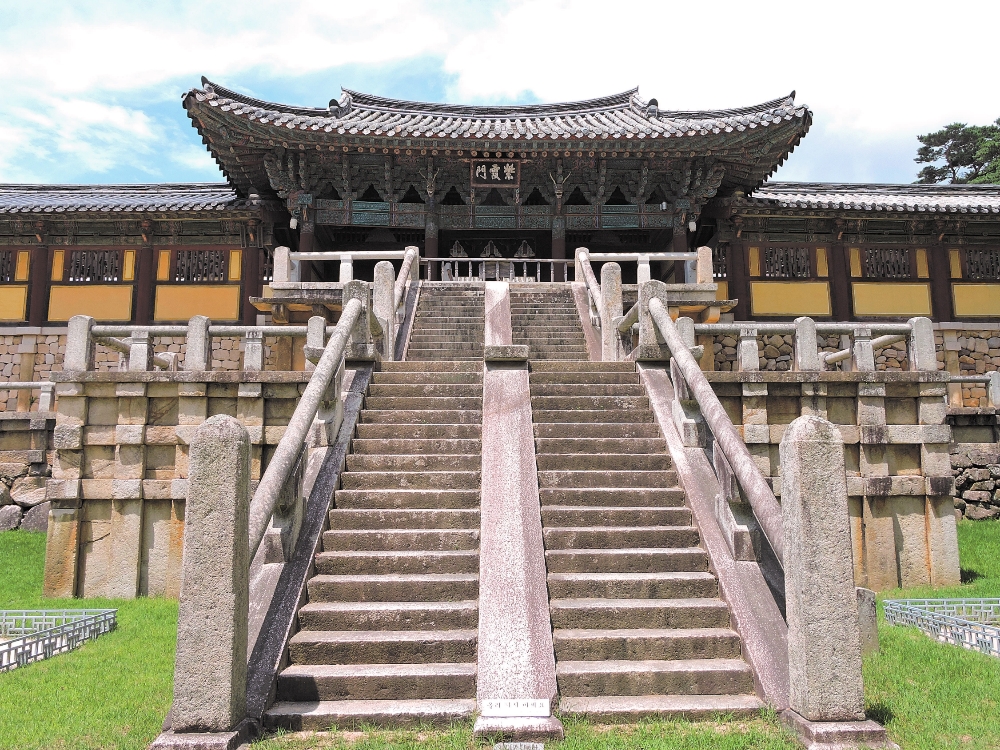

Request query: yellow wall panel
[
  {"left": 0, "top": 286, "right": 28, "bottom": 321},
  {"left": 953, "top": 284, "right": 1000, "bottom": 317},
  {"left": 816, "top": 247, "right": 828, "bottom": 277},
  {"left": 229, "top": 250, "right": 242, "bottom": 281},
  {"left": 123, "top": 250, "right": 135, "bottom": 281},
  {"left": 751, "top": 281, "right": 831, "bottom": 317},
  {"left": 852, "top": 282, "right": 931, "bottom": 317},
  {"left": 748, "top": 247, "right": 760, "bottom": 277},
  {"left": 15, "top": 251, "right": 29, "bottom": 281},
  {"left": 916, "top": 248, "right": 929, "bottom": 278},
  {"left": 154, "top": 284, "right": 240, "bottom": 321},
  {"left": 949, "top": 249, "right": 962, "bottom": 279},
  {"left": 48, "top": 285, "right": 133, "bottom": 322},
  {"left": 849, "top": 247, "right": 862, "bottom": 277},
  {"left": 51, "top": 250, "right": 64, "bottom": 281},
  {"left": 715, "top": 281, "right": 729, "bottom": 301},
  {"left": 156, "top": 250, "right": 171, "bottom": 281}
]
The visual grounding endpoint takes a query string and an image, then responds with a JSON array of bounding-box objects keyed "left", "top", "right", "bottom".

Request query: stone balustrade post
[
  {"left": 636, "top": 254, "right": 651, "bottom": 284},
  {"left": 339, "top": 254, "right": 353, "bottom": 283},
  {"left": 373, "top": 260, "right": 396, "bottom": 362},
  {"left": 636, "top": 279, "right": 671, "bottom": 361},
  {"left": 242, "top": 331, "right": 264, "bottom": 372},
  {"left": 171, "top": 415, "right": 250, "bottom": 734},
  {"left": 907, "top": 316, "right": 936, "bottom": 372},
  {"left": 304, "top": 315, "right": 326, "bottom": 371},
  {"left": 128, "top": 331, "right": 153, "bottom": 372},
  {"left": 852, "top": 328, "right": 875, "bottom": 372},
  {"left": 793, "top": 317, "right": 820, "bottom": 371},
  {"left": 65, "top": 315, "right": 96, "bottom": 371},
  {"left": 989, "top": 371, "right": 1000, "bottom": 409},
  {"left": 343, "top": 279, "right": 376, "bottom": 359},
  {"left": 696, "top": 245, "right": 714, "bottom": 284},
  {"left": 184, "top": 316, "right": 211, "bottom": 372},
  {"left": 271, "top": 246, "right": 292, "bottom": 283},
  {"left": 737, "top": 326, "right": 759, "bottom": 372},
  {"left": 600, "top": 262, "right": 623, "bottom": 361},
  {"left": 779, "top": 415, "right": 865, "bottom": 723}
]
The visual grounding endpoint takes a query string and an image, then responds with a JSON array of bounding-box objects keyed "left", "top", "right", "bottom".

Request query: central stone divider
[{"left": 474, "top": 281, "right": 564, "bottom": 741}]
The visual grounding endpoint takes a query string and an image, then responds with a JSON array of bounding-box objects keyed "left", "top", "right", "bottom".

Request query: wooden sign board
[{"left": 471, "top": 159, "right": 520, "bottom": 188}]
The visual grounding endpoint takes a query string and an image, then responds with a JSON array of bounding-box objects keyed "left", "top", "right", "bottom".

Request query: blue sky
[{"left": 1, "top": 0, "right": 997, "bottom": 187}]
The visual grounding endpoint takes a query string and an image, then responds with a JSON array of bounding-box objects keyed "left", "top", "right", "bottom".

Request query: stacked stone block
[
  {"left": 43, "top": 372, "right": 309, "bottom": 599},
  {"left": 711, "top": 334, "right": 907, "bottom": 373},
  {"left": 707, "top": 372, "right": 959, "bottom": 591},
  {"left": 951, "top": 447, "right": 1000, "bottom": 520}
]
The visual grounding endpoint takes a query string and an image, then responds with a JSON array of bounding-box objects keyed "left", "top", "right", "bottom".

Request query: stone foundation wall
[
  {"left": 712, "top": 334, "right": 906, "bottom": 372},
  {"left": 936, "top": 326, "right": 1000, "bottom": 407},
  {"left": 706, "top": 371, "right": 958, "bottom": 591},
  {"left": 0, "top": 413, "right": 54, "bottom": 532},
  {"left": 44, "top": 372, "right": 311, "bottom": 599},
  {"left": 952, "top": 446, "right": 1000, "bottom": 520}
]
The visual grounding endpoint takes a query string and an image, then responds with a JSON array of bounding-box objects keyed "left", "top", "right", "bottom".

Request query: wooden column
[
  {"left": 27, "top": 244, "right": 50, "bottom": 327},
  {"left": 425, "top": 209, "right": 439, "bottom": 281},
  {"left": 730, "top": 240, "right": 750, "bottom": 321},
  {"left": 134, "top": 244, "right": 155, "bottom": 325},
  {"left": 928, "top": 245, "right": 953, "bottom": 322},
  {"left": 551, "top": 216, "right": 566, "bottom": 281},
  {"left": 241, "top": 246, "right": 261, "bottom": 325},
  {"left": 828, "top": 242, "right": 852, "bottom": 321}
]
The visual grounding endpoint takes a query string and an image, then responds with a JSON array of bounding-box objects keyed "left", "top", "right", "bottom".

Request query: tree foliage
[{"left": 915, "top": 119, "right": 1000, "bottom": 184}]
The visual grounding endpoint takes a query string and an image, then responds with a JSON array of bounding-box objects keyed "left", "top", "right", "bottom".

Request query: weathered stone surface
[
  {"left": 171, "top": 415, "right": 250, "bottom": 733},
  {"left": 0, "top": 504, "right": 22, "bottom": 530},
  {"left": 20, "top": 501, "right": 50, "bottom": 532},
  {"left": 966, "top": 504, "right": 1000, "bottom": 521},
  {"left": 780, "top": 415, "right": 865, "bottom": 722},
  {"left": 856, "top": 588, "right": 879, "bottom": 656}
]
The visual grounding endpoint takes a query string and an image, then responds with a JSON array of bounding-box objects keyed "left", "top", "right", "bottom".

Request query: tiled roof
[
  {"left": 0, "top": 183, "right": 258, "bottom": 214},
  {"left": 188, "top": 79, "right": 810, "bottom": 142},
  {"left": 749, "top": 182, "right": 1000, "bottom": 214}
]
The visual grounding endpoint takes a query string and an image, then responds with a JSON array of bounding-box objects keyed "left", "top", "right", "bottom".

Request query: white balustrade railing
[
  {"left": 273, "top": 245, "right": 419, "bottom": 284},
  {"left": 0, "top": 381, "right": 55, "bottom": 411},
  {"left": 422, "top": 258, "right": 571, "bottom": 283},
  {"left": 951, "top": 372, "right": 1000, "bottom": 407}
]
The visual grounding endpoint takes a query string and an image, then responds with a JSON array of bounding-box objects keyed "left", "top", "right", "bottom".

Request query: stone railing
[
  {"left": 272, "top": 245, "right": 419, "bottom": 286},
  {"left": 422, "top": 257, "right": 571, "bottom": 283},
  {"left": 150, "top": 280, "right": 382, "bottom": 746}
]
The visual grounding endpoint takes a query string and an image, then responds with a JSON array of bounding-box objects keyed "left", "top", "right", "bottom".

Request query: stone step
[
  {"left": 530, "top": 355, "right": 590, "bottom": 361},
  {"left": 323, "top": 528, "right": 480, "bottom": 552},
  {"left": 407, "top": 337, "right": 486, "bottom": 345},
  {"left": 330, "top": 508, "right": 481, "bottom": 530},
  {"left": 315, "top": 550, "right": 479, "bottom": 575},
  {"left": 346, "top": 454, "right": 480, "bottom": 473},
  {"left": 555, "top": 694, "right": 764, "bottom": 722},
  {"left": 552, "top": 627, "right": 743, "bottom": 661},
  {"left": 372, "top": 373, "right": 482, "bottom": 384},
  {"left": 355, "top": 424, "right": 482, "bottom": 440},
  {"left": 335, "top": 489, "right": 482, "bottom": 510},
  {"left": 549, "top": 598, "right": 728, "bottom": 629},
  {"left": 539, "top": 487, "right": 686, "bottom": 507},
  {"left": 368, "top": 385, "right": 482, "bottom": 398},
  {"left": 543, "top": 526, "right": 700, "bottom": 550},
  {"left": 404, "top": 351, "right": 484, "bottom": 361},
  {"left": 555, "top": 658, "right": 755, "bottom": 698},
  {"left": 526, "top": 346, "right": 589, "bottom": 354},
  {"left": 541, "top": 506, "right": 690, "bottom": 528},
  {"left": 537, "top": 470, "right": 677, "bottom": 488},
  {"left": 360, "top": 410, "right": 482, "bottom": 425},
  {"left": 351, "top": 439, "right": 482, "bottom": 455},
  {"left": 545, "top": 547, "right": 706, "bottom": 573},
  {"left": 546, "top": 571, "right": 716, "bottom": 599},
  {"left": 297, "top": 600, "right": 479, "bottom": 632},
  {"left": 530, "top": 372, "right": 638, "bottom": 385},
  {"left": 381, "top": 361, "right": 482, "bottom": 372},
  {"left": 340, "top": 470, "right": 481, "bottom": 491},
  {"left": 288, "top": 629, "right": 478, "bottom": 665},
  {"left": 406, "top": 355, "right": 484, "bottom": 362},
  {"left": 276, "top": 662, "right": 476, "bottom": 702},
  {"left": 531, "top": 396, "right": 649, "bottom": 410},
  {"left": 533, "top": 410, "right": 654, "bottom": 424},
  {"left": 530, "top": 384, "right": 645, "bottom": 397},
  {"left": 264, "top": 698, "right": 477, "bottom": 731},
  {"left": 307, "top": 574, "right": 479, "bottom": 602},
  {"left": 534, "top": 438, "right": 665, "bottom": 454},
  {"left": 530, "top": 361, "right": 635, "bottom": 372},
  {"left": 535, "top": 453, "right": 672, "bottom": 472},
  {"left": 533, "top": 422, "right": 659, "bottom": 438}
]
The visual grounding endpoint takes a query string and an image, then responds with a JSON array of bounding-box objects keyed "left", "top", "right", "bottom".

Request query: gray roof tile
[
  {"left": 0, "top": 183, "right": 259, "bottom": 214},
  {"left": 749, "top": 182, "right": 1000, "bottom": 214}
]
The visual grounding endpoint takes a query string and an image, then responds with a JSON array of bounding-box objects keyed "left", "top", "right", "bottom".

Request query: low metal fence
[
  {"left": 884, "top": 598, "right": 1000, "bottom": 658},
  {"left": 0, "top": 609, "right": 117, "bottom": 672}
]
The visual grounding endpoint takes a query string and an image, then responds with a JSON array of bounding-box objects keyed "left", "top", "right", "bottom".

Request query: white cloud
[{"left": 1, "top": 0, "right": 997, "bottom": 184}]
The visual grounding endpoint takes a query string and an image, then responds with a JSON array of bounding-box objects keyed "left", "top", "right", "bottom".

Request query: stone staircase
[
  {"left": 405, "top": 284, "right": 485, "bottom": 361},
  {"left": 530, "top": 360, "right": 763, "bottom": 720},
  {"left": 264, "top": 360, "right": 483, "bottom": 730},
  {"left": 511, "top": 285, "right": 589, "bottom": 361}
]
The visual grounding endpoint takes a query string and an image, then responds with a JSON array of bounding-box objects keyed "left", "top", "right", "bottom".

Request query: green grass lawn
[
  {"left": 0, "top": 531, "right": 177, "bottom": 750},
  {"left": 862, "top": 519, "right": 1000, "bottom": 750}
]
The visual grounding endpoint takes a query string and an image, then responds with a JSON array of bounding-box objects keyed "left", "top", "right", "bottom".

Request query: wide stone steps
[
  {"left": 531, "top": 360, "right": 759, "bottom": 719},
  {"left": 407, "top": 286, "right": 485, "bottom": 362},
  {"left": 510, "top": 288, "right": 589, "bottom": 362},
  {"left": 268, "top": 357, "right": 482, "bottom": 730}
]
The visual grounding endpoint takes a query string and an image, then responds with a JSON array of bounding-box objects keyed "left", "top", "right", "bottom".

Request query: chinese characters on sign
[{"left": 471, "top": 159, "right": 520, "bottom": 188}]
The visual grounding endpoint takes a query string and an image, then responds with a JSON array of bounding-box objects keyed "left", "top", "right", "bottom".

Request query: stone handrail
[
  {"left": 646, "top": 292, "right": 785, "bottom": 565},
  {"left": 575, "top": 249, "right": 604, "bottom": 321},
  {"left": 421, "top": 257, "right": 570, "bottom": 283},
  {"left": 393, "top": 246, "right": 420, "bottom": 312},
  {"left": 247, "top": 293, "right": 364, "bottom": 559},
  {"left": 275, "top": 246, "right": 419, "bottom": 284},
  {"left": 692, "top": 318, "right": 936, "bottom": 373},
  {"left": 0, "top": 381, "right": 54, "bottom": 411},
  {"left": 952, "top": 372, "right": 1000, "bottom": 407}
]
